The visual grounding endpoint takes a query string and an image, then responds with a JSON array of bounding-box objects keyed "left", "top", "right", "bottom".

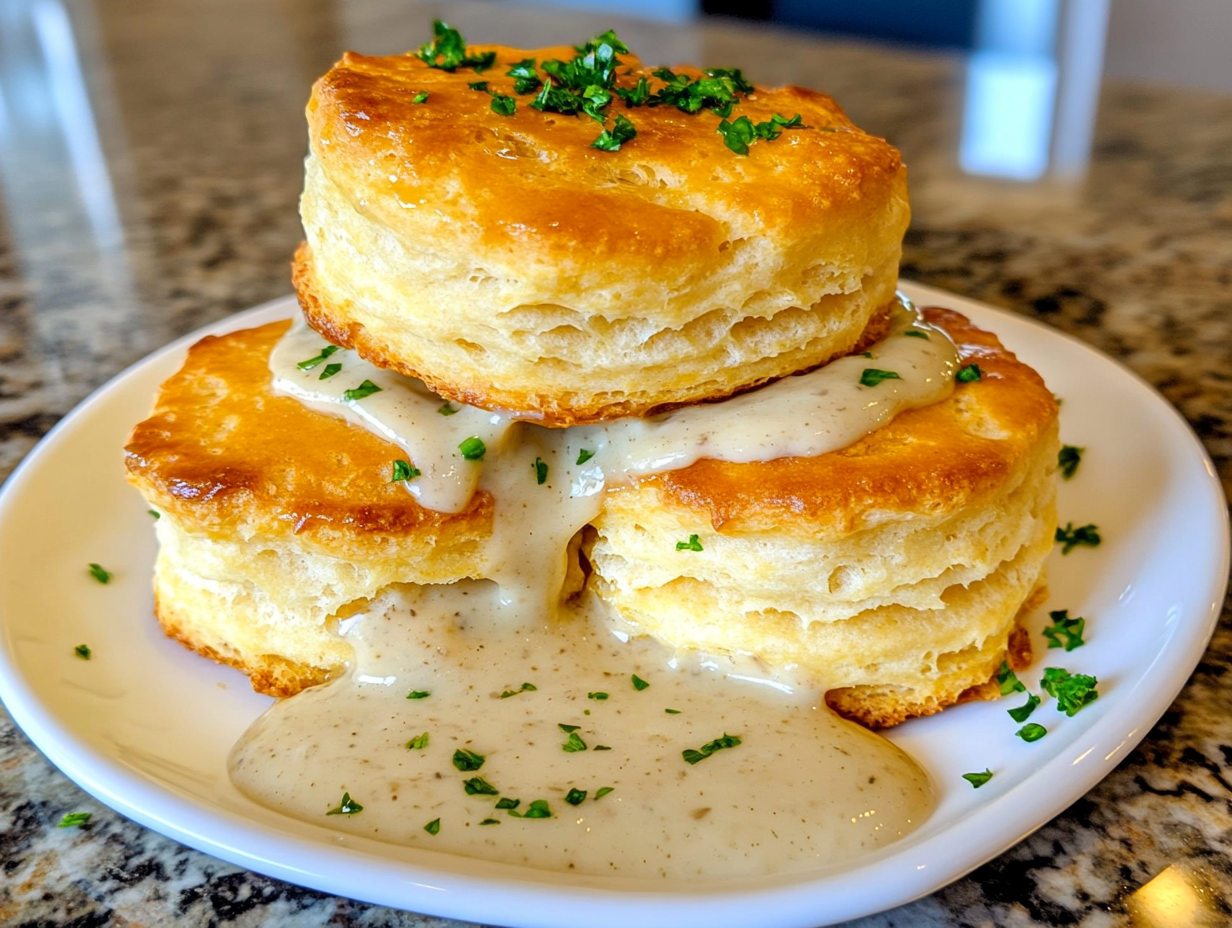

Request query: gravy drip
[
  {"left": 229, "top": 583, "right": 935, "bottom": 879},
  {"left": 238, "top": 297, "right": 953, "bottom": 877}
]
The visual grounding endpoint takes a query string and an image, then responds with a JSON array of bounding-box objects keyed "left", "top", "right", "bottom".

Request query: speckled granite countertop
[{"left": 1, "top": 1, "right": 1231, "bottom": 925}]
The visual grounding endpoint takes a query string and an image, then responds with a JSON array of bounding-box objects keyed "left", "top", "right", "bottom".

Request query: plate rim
[{"left": 0, "top": 282, "right": 1227, "bottom": 928}]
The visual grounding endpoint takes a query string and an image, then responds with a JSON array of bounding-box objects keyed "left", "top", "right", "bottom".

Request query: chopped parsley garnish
[
  {"left": 391, "top": 459, "right": 421, "bottom": 482},
  {"left": 593, "top": 744, "right": 612, "bottom": 751},
  {"left": 458, "top": 436, "right": 486, "bottom": 460},
  {"left": 1055, "top": 522, "right": 1101, "bottom": 554},
  {"left": 424, "top": 817, "right": 441, "bottom": 834},
  {"left": 495, "top": 797, "right": 520, "bottom": 810},
  {"left": 716, "top": 112, "right": 806, "bottom": 155},
  {"left": 57, "top": 812, "right": 91, "bottom": 828},
  {"left": 88, "top": 563, "right": 111, "bottom": 584},
  {"left": 956, "top": 363, "right": 982, "bottom": 383},
  {"left": 406, "top": 690, "right": 430, "bottom": 700},
  {"left": 676, "top": 534, "right": 704, "bottom": 552},
  {"left": 452, "top": 748, "right": 486, "bottom": 771},
  {"left": 995, "top": 661, "right": 1025, "bottom": 695},
  {"left": 962, "top": 769, "right": 993, "bottom": 788},
  {"left": 903, "top": 330, "right": 930, "bottom": 339},
  {"left": 319, "top": 362, "right": 342, "bottom": 380},
  {"left": 588, "top": 692, "right": 608, "bottom": 700},
  {"left": 1007, "top": 693, "right": 1040, "bottom": 723},
  {"left": 479, "top": 818, "right": 500, "bottom": 825},
  {"left": 558, "top": 723, "right": 581, "bottom": 732},
  {"left": 506, "top": 58, "right": 541, "bottom": 94},
  {"left": 591, "top": 114, "right": 637, "bottom": 151},
  {"left": 490, "top": 93, "right": 517, "bottom": 117},
  {"left": 500, "top": 682, "right": 537, "bottom": 698},
  {"left": 1040, "top": 667, "right": 1099, "bottom": 716},
  {"left": 148, "top": 509, "right": 160, "bottom": 518},
  {"left": 412, "top": 91, "right": 429, "bottom": 104},
  {"left": 682, "top": 733, "right": 741, "bottom": 765},
  {"left": 417, "top": 20, "right": 495, "bottom": 73},
  {"left": 1016, "top": 723, "right": 1047, "bottom": 743},
  {"left": 406, "top": 732, "right": 430, "bottom": 750},
  {"left": 562, "top": 731, "right": 588, "bottom": 753},
  {"left": 859, "top": 368, "right": 901, "bottom": 388},
  {"left": 1058, "top": 445, "right": 1084, "bottom": 480},
  {"left": 860, "top": 351, "right": 874, "bottom": 358},
  {"left": 664, "top": 708, "right": 681, "bottom": 714},
  {"left": 342, "top": 380, "right": 382, "bottom": 401},
  {"left": 326, "top": 792, "right": 363, "bottom": 815},
  {"left": 1043, "top": 609, "right": 1086, "bottom": 651},
  {"left": 296, "top": 344, "right": 339, "bottom": 370},
  {"left": 565, "top": 788, "right": 587, "bottom": 806},
  {"left": 631, "top": 674, "right": 649, "bottom": 691},
  {"left": 534, "top": 457, "right": 549, "bottom": 485},
  {"left": 463, "top": 776, "right": 499, "bottom": 796},
  {"left": 438, "top": 403, "right": 457, "bottom": 416},
  {"left": 576, "top": 448, "right": 595, "bottom": 465},
  {"left": 74, "top": 644, "right": 91, "bottom": 660},
  {"left": 594, "top": 787, "right": 614, "bottom": 799},
  {"left": 468, "top": 80, "right": 489, "bottom": 91},
  {"left": 519, "top": 799, "right": 552, "bottom": 819}
]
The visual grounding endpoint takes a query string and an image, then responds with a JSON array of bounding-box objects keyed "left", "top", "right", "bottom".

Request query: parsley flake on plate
[
  {"left": 296, "top": 345, "right": 338, "bottom": 370},
  {"left": 962, "top": 769, "right": 993, "bottom": 788},
  {"left": 565, "top": 788, "right": 587, "bottom": 806},
  {"left": 562, "top": 731, "right": 588, "bottom": 753},
  {"left": 452, "top": 748, "right": 486, "bottom": 771},
  {"left": 500, "top": 682, "right": 537, "bottom": 698},
  {"left": 1055, "top": 522, "right": 1101, "bottom": 554},
  {"left": 496, "top": 797, "right": 520, "bottom": 810},
  {"left": 859, "top": 368, "right": 901, "bottom": 387},
  {"left": 956, "top": 363, "right": 982, "bottom": 383},
  {"left": 424, "top": 817, "right": 441, "bottom": 835},
  {"left": 319, "top": 362, "right": 342, "bottom": 380},
  {"left": 682, "top": 733, "right": 741, "bottom": 765},
  {"left": 594, "top": 787, "right": 615, "bottom": 799},
  {"left": 576, "top": 448, "right": 595, "bottom": 465},
  {"left": 995, "top": 661, "right": 1025, "bottom": 695},
  {"left": 1016, "top": 723, "right": 1047, "bottom": 743},
  {"left": 1043, "top": 609, "right": 1086, "bottom": 651},
  {"left": 458, "top": 436, "right": 486, "bottom": 460},
  {"left": 406, "top": 690, "right": 430, "bottom": 700},
  {"left": 1058, "top": 445, "right": 1084, "bottom": 479},
  {"left": 631, "top": 674, "right": 650, "bottom": 691},
  {"left": 74, "top": 644, "right": 91, "bottom": 660},
  {"left": 326, "top": 792, "right": 363, "bottom": 815},
  {"left": 88, "top": 563, "right": 111, "bottom": 584},
  {"left": 1007, "top": 694, "right": 1040, "bottom": 723},
  {"left": 391, "top": 459, "right": 421, "bottom": 482},
  {"left": 406, "top": 732, "right": 430, "bottom": 750},
  {"left": 588, "top": 691, "right": 608, "bottom": 700},
  {"left": 342, "top": 380, "right": 381, "bottom": 401},
  {"left": 463, "top": 776, "right": 499, "bottom": 796},
  {"left": 533, "top": 457, "right": 549, "bottom": 485},
  {"left": 57, "top": 812, "right": 91, "bottom": 828},
  {"left": 903, "top": 330, "right": 930, "bottom": 339},
  {"left": 1040, "top": 668, "right": 1099, "bottom": 716}
]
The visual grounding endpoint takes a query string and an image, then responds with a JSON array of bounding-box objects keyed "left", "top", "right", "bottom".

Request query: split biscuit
[
  {"left": 585, "top": 309, "right": 1060, "bottom": 727},
  {"left": 124, "top": 322, "right": 493, "bottom": 696},
  {"left": 297, "top": 44, "right": 909, "bottom": 424}
]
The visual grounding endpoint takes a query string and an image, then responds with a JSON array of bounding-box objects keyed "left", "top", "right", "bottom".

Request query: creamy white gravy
[
  {"left": 238, "top": 297, "right": 956, "bottom": 878},
  {"left": 229, "top": 582, "right": 935, "bottom": 879}
]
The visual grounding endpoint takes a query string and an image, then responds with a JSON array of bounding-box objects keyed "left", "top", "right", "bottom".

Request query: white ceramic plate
[{"left": 0, "top": 281, "right": 1226, "bottom": 927}]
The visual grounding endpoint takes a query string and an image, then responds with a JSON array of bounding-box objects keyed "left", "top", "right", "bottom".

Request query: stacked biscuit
[{"left": 125, "top": 35, "right": 1058, "bottom": 726}]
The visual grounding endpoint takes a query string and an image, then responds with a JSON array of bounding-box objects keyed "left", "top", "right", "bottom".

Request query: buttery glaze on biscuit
[{"left": 298, "top": 45, "right": 910, "bottom": 423}]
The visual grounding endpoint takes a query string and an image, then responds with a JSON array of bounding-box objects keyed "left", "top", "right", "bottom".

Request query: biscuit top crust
[
  {"left": 307, "top": 45, "right": 906, "bottom": 271},
  {"left": 124, "top": 322, "right": 492, "bottom": 547},
  {"left": 640, "top": 309, "right": 1059, "bottom": 536}
]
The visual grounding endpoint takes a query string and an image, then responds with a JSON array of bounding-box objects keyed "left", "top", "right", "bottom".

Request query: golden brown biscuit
[
  {"left": 125, "top": 322, "right": 493, "bottom": 696},
  {"left": 298, "top": 42, "right": 909, "bottom": 424},
  {"left": 585, "top": 309, "right": 1060, "bottom": 727}
]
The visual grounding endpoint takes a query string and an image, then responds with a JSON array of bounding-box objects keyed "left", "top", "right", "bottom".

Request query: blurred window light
[
  {"left": 497, "top": 0, "right": 699, "bottom": 24},
  {"left": 960, "top": 0, "right": 1107, "bottom": 181}
]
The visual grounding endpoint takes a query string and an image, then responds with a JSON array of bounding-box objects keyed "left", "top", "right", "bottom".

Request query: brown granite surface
[{"left": 0, "top": 1, "right": 1230, "bottom": 925}]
